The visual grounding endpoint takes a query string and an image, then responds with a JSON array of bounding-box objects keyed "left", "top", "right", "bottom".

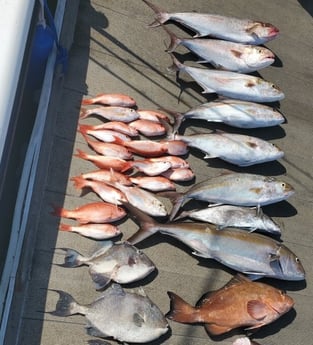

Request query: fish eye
[
  {"left": 281, "top": 182, "right": 286, "bottom": 187},
  {"left": 295, "top": 257, "right": 300, "bottom": 263}
]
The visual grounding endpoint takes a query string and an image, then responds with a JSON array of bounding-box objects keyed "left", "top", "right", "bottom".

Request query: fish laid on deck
[
  {"left": 168, "top": 54, "right": 284, "bottom": 103},
  {"left": 81, "top": 134, "right": 133, "bottom": 160},
  {"left": 176, "top": 204, "right": 281, "bottom": 235},
  {"left": 125, "top": 203, "right": 305, "bottom": 281},
  {"left": 142, "top": 0, "right": 279, "bottom": 44},
  {"left": 59, "top": 223, "right": 121, "bottom": 240},
  {"left": 71, "top": 175, "right": 127, "bottom": 205},
  {"left": 82, "top": 93, "right": 137, "bottom": 107},
  {"left": 80, "top": 106, "right": 140, "bottom": 122},
  {"left": 167, "top": 172, "right": 295, "bottom": 220},
  {"left": 105, "top": 179, "right": 168, "bottom": 217},
  {"left": 58, "top": 241, "right": 155, "bottom": 290},
  {"left": 49, "top": 284, "right": 169, "bottom": 343},
  {"left": 168, "top": 98, "right": 285, "bottom": 133},
  {"left": 166, "top": 274, "right": 294, "bottom": 336},
  {"left": 51, "top": 201, "right": 126, "bottom": 224},
  {"left": 163, "top": 25, "right": 275, "bottom": 73},
  {"left": 74, "top": 149, "right": 132, "bottom": 172},
  {"left": 173, "top": 131, "right": 284, "bottom": 166}
]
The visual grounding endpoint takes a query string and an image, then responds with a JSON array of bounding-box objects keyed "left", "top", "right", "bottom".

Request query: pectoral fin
[
  {"left": 133, "top": 312, "right": 145, "bottom": 327},
  {"left": 247, "top": 300, "right": 268, "bottom": 320},
  {"left": 89, "top": 269, "right": 111, "bottom": 290}
]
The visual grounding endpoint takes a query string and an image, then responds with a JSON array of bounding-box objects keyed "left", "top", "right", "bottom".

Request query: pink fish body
[
  {"left": 81, "top": 133, "right": 133, "bottom": 160},
  {"left": 59, "top": 223, "right": 121, "bottom": 240},
  {"left": 51, "top": 202, "right": 126, "bottom": 224},
  {"left": 78, "top": 169, "right": 132, "bottom": 186},
  {"left": 82, "top": 93, "right": 136, "bottom": 107},
  {"left": 80, "top": 106, "right": 140, "bottom": 122},
  {"left": 74, "top": 149, "right": 132, "bottom": 172},
  {"left": 82, "top": 121, "right": 139, "bottom": 137},
  {"left": 71, "top": 176, "right": 127, "bottom": 205}
]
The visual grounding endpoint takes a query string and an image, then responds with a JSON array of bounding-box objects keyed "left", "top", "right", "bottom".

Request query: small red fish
[
  {"left": 79, "top": 121, "right": 139, "bottom": 137},
  {"left": 129, "top": 119, "right": 166, "bottom": 137},
  {"left": 81, "top": 93, "right": 136, "bottom": 107},
  {"left": 78, "top": 124, "right": 132, "bottom": 142},
  {"left": 129, "top": 176, "right": 176, "bottom": 192},
  {"left": 71, "top": 176, "right": 127, "bottom": 205},
  {"left": 74, "top": 149, "right": 132, "bottom": 172},
  {"left": 59, "top": 223, "right": 121, "bottom": 240},
  {"left": 166, "top": 274, "right": 294, "bottom": 336},
  {"left": 121, "top": 139, "right": 188, "bottom": 157},
  {"left": 77, "top": 169, "right": 132, "bottom": 185},
  {"left": 81, "top": 133, "right": 133, "bottom": 160},
  {"left": 80, "top": 106, "right": 139, "bottom": 122},
  {"left": 51, "top": 202, "right": 126, "bottom": 224},
  {"left": 130, "top": 160, "right": 172, "bottom": 176}
]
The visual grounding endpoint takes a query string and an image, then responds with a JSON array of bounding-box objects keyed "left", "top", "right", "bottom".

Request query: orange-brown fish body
[{"left": 167, "top": 274, "right": 294, "bottom": 336}]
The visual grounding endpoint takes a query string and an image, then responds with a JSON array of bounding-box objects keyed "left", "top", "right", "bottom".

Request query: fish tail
[
  {"left": 161, "top": 24, "right": 180, "bottom": 53},
  {"left": 51, "top": 205, "right": 66, "bottom": 218},
  {"left": 81, "top": 97, "right": 95, "bottom": 105},
  {"left": 166, "top": 291, "right": 199, "bottom": 324},
  {"left": 79, "top": 107, "right": 89, "bottom": 119},
  {"left": 159, "top": 108, "right": 184, "bottom": 136},
  {"left": 123, "top": 202, "right": 160, "bottom": 244},
  {"left": 70, "top": 175, "right": 87, "bottom": 190},
  {"left": 142, "top": 0, "right": 169, "bottom": 27},
  {"left": 59, "top": 248, "right": 85, "bottom": 267},
  {"left": 159, "top": 191, "right": 184, "bottom": 221},
  {"left": 167, "top": 53, "right": 182, "bottom": 74},
  {"left": 74, "top": 149, "right": 88, "bottom": 161},
  {"left": 49, "top": 289, "right": 85, "bottom": 316},
  {"left": 58, "top": 223, "right": 73, "bottom": 232},
  {"left": 120, "top": 161, "right": 133, "bottom": 173}
]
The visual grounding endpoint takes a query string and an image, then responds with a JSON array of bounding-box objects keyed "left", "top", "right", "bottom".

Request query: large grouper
[{"left": 125, "top": 203, "right": 305, "bottom": 281}]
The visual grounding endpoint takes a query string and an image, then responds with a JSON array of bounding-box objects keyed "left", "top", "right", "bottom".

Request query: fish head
[
  {"left": 275, "top": 245, "right": 306, "bottom": 281},
  {"left": 247, "top": 22, "right": 279, "bottom": 44},
  {"left": 133, "top": 295, "right": 169, "bottom": 340},
  {"left": 124, "top": 244, "right": 156, "bottom": 279},
  {"left": 256, "top": 79, "right": 285, "bottom": 101},
  {"left": 262, "top": 287, "right": 294, "bottom": 318},
  {"left": 244, "top": 46, "right": 275, "bottom": 69}
]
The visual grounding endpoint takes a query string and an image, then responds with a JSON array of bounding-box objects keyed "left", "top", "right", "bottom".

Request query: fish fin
[
  {"left": 247, "top": 300, "right": 268, "bottom": 320},
  {"left": 201, "top": 87, "right": 217, "bottom": 94},
  {"left": 244, "top": 273, "right": 266, "bottom": 281},
  {"left": 133, "top": 312, "right": 145, "bottom": 327},
  {"left": 136, "top": 286, "right": 147, "bottom": 297},
  {"left": 123, "top": 202, "right": 159, "bottom": 244},
  {"left": 204, "top": 153, "right": 218, "bottom": 159},
  {"left": 191, "top": 251, "right": 212, "bottom": 259},
  {"left": 142, "top": 0, "right": 169, "bottom": 26},
  {"left": 196, "top": 291, "right": 216, "bottom": 307},
  {"left": 166, "top": 291, "right": 198, "bottom": 324},
  {"left": 57, "top": 248, "right": 85, "bottom": 268},
  {"left": 89, "top": 269, "right": 111, "bottom": 291},
  {"left": 86, "top": 323, "right": 110, "bottom": 338},
  {"left": 231, "top": 49, "right": 243, "bottom": 58},
  {"left": 48, "top": 289, "right": 81, "bottom": 316},
  {"left": 204, "top": 323, "right": 233, "bottom": 336},
  {"left": 90, "top": 241, "right": 113, "bottom": 259},
  {"left": 87, "top": 340, "right": 111, "bottom": 345},
  {"left": 167, "top": 53, "right": 183, "bottom": 74}
]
